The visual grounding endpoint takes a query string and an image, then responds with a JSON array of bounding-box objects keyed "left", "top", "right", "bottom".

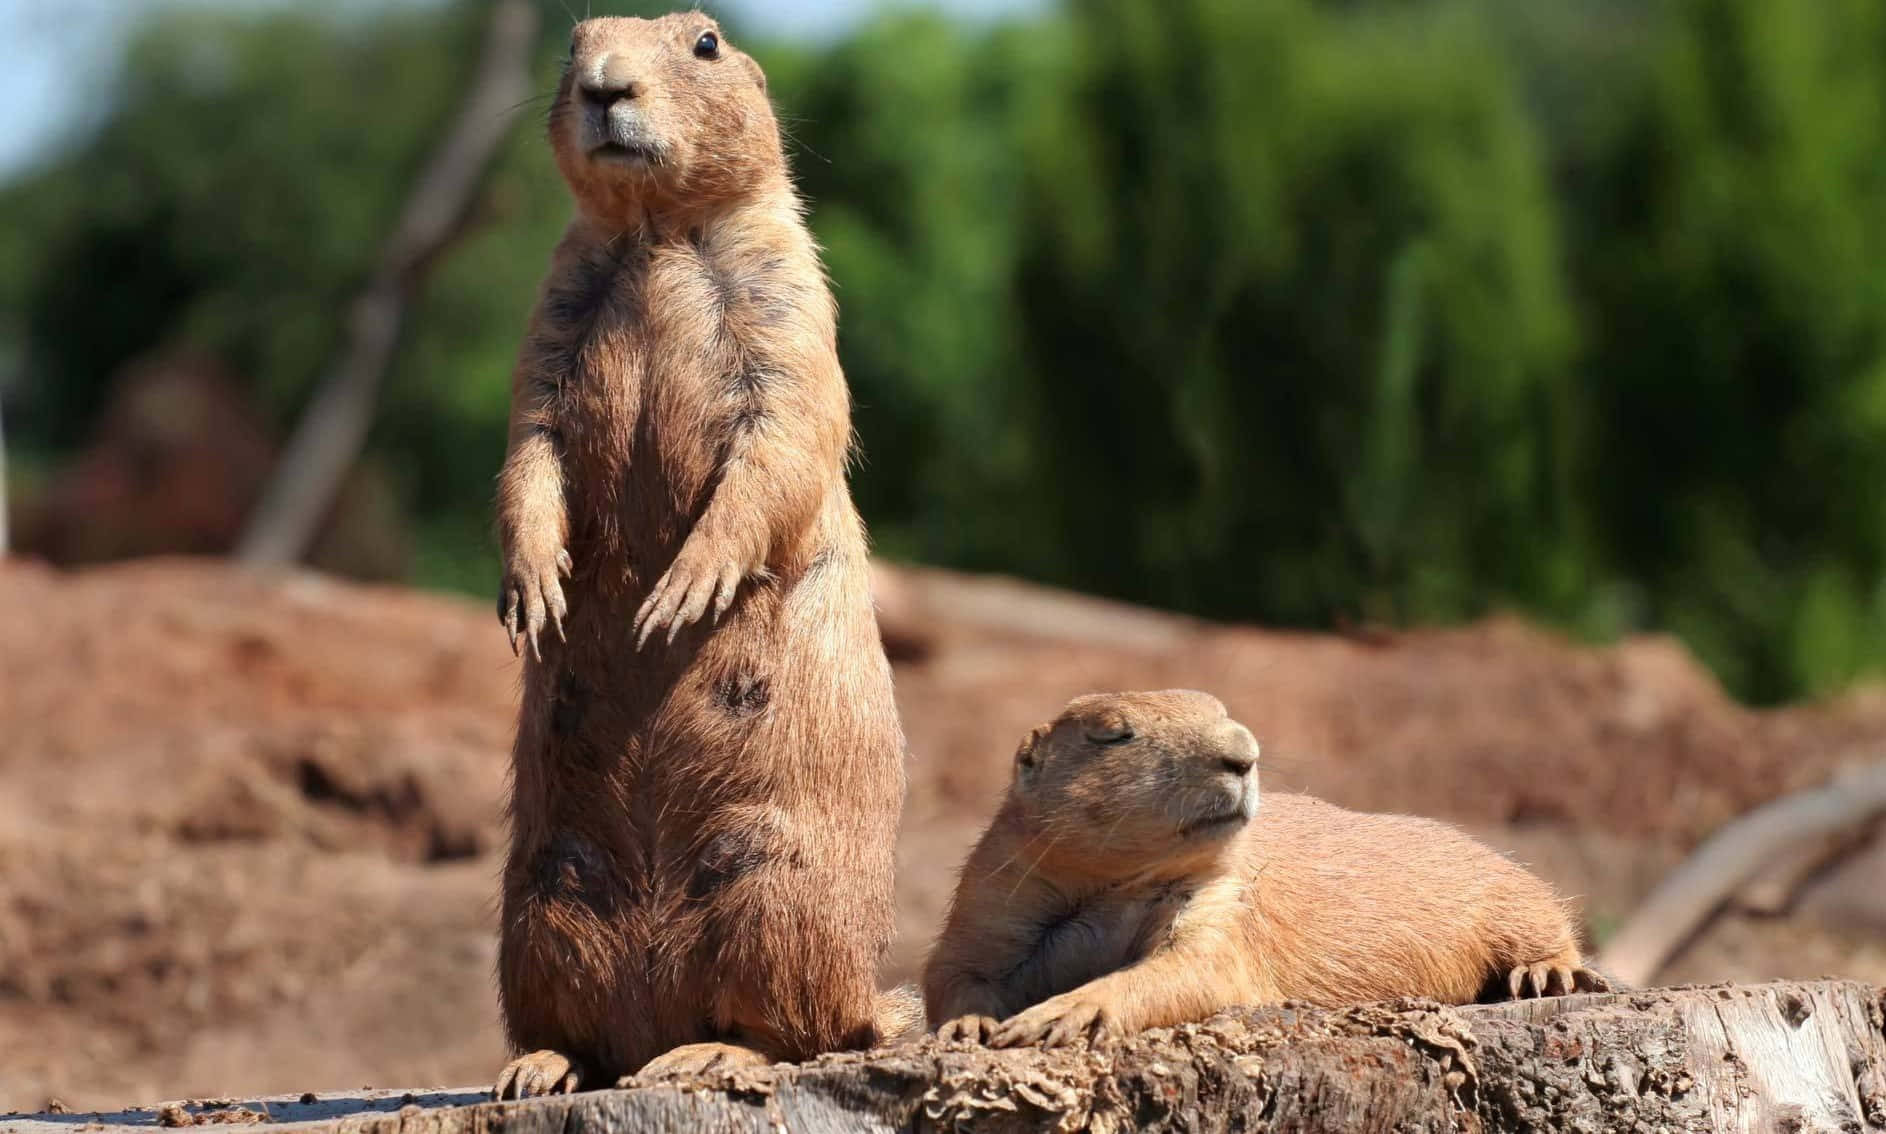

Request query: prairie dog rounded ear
[
  {"left": 740, "top": 54, "right": 767, "bottom": 93},
  {"left": 1014, "top": 724, "right": 1051, "bottom": 776}
]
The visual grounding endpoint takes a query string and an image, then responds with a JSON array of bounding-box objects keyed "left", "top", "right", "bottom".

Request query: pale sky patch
[{"left": 0, "top": 0, "right": 1044, "bottom": 181}]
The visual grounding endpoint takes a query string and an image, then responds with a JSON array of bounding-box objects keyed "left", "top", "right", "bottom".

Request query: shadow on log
[{"left": 8, "top": 981, "right": 1882, "bottom": 1133}]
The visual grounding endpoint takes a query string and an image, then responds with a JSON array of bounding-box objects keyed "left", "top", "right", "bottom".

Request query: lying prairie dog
[{"left": 923, "top": 690, "right": 1607, "bottom": 1047}]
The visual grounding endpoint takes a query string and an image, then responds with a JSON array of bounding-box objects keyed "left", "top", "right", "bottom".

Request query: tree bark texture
[{"left": 9, "top": 980, "right": 1882, "bottom": 1134}]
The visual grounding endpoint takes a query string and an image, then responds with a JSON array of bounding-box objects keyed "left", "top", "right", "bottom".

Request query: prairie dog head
[
  {"left": 550, "top": 13, "right": 783, "bottom": 218},
  {"left": 1009, "top": 690, "right": 1260, "bottom": 877}
]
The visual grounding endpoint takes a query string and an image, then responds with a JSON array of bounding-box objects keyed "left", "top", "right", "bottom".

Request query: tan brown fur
[
  {"left": 491, "top": 13, "right": 904, "bottom": 1097},
  {"left": 923, "top": 691, "right": 1606, "bottom": 1048}
]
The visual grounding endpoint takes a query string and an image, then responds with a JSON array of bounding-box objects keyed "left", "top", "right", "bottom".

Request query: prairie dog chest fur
[
  {"left": 528, "top": 213, "right": 826, "bottom": 542},
  {"left": 997, "top": 879, "right": 1203, "bottom": 1009}
]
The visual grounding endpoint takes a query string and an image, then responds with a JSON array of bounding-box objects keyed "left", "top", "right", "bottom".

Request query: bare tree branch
[
  {"left": 1599, "top": 760, "right": 1886, "bottom": 988},
  {"left": 1734, "top": 818, "right": 1880, "bottom": 916},
  {"left": 237, "top": 0, "right": 540, "bottom": 565}
]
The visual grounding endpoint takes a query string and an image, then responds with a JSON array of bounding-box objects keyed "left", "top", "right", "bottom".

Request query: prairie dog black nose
[
  {"left": 582, "top": 54, "right": 643, "bottom": 102},
  {"left": 1214, "top": 721, "right": 1260, "bottom": 775}
]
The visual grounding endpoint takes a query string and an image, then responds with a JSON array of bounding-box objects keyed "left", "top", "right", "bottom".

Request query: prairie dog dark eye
[
  {"left": 693, "top": 31, "right": 720, "bottom": 59},
  {"left": 1086, "top": 723, "right": 1134, "bottom": 745}
]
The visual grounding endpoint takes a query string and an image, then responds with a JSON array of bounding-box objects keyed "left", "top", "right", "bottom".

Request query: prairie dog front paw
[
  {"left": 499, "top": 544, "right": 572, "bottom": 660},
  {"left": 632, "top": 535, "right": 748, "bottom": 649},
  {"left": 990, "top": 992, "right": 1121, "bottom": 1049}
]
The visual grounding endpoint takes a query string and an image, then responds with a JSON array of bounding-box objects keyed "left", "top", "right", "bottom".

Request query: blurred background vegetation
[{"left": 3, "top": 0, "right": 1884, "bottom": 704}]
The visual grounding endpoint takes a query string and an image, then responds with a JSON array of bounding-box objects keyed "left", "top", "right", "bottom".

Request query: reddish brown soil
[{"left": 2, "top": 557, "right": 1882, "bottom": 1111}]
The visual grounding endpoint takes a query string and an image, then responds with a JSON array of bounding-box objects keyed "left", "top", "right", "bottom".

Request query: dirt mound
[
  {"left": 13, "top": 354, "right": 408, "bottom": 580},
  {"left": 2, "top": 557, "right": 1882, "bottom": 1110},
  {"left": 880, "top": 564, "right": 1886, "bottom": 840}
]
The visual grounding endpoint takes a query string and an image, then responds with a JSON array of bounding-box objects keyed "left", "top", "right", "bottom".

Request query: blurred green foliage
[{"left": 4, "top": 0, "right": 1886, "bottom": 703}]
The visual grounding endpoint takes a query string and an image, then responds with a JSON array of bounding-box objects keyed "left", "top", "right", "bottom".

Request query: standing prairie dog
[
  {"left": 924, "top": 690, "right": 1607, "bottom": 1047},
  {"left": 491, "top": 13, "right": 904, "bottom": 1096}
]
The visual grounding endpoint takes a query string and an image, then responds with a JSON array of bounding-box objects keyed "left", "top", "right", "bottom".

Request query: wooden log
[
  {"left": 1599, "top": 761, "right": 1886, "bottom": 988},
  {"left": 870, "top": 561, "right": 1201, "bottom": 653},
  {"left": 1734, "top": 820, "right": 1880, "bottom": 916},
  {"left": 6, "top": 981, "right": 1880, "bottom": 1133}
]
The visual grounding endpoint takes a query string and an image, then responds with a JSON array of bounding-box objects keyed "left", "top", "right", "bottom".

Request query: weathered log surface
[{"left": 8, "top": 981, "right": 1881, "bottom": 1134}]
